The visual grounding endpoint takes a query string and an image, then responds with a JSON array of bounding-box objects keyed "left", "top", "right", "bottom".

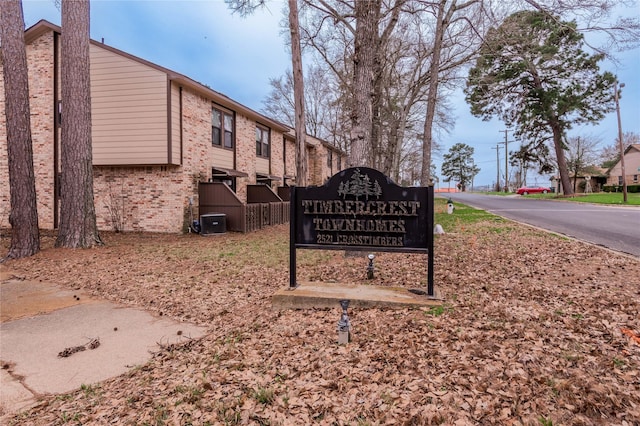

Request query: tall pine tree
[
  {"left": 441, "top": 143, "right": 480, "bottom": 192},
  {"left": 56, "top": 0, "right": 102, "bottom": 247},
  {"left": 465, "top": 11, "right": 616, "bottom": 196},
  {"left": 1, "top": 0, "right": 40, "bottom": 259}
]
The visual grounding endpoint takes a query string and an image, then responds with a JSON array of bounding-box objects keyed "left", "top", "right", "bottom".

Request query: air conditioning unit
[{"left": 200, "top": 213, "right": 226, "bottom": 235}]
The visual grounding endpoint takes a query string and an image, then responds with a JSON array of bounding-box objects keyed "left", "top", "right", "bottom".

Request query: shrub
[{"left": 603, "top": 184, "right": 640, "bottom": 193}]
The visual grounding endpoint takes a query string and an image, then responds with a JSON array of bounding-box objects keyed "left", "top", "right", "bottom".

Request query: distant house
[
  {"left": 605, "top": 144, "right": 640, "bottom": 188},
  {"left": 0, "top": 20, "right": 346, "bottom": 233},
  {"left": 568, "top": 166, "right": 608, "bottom": 194}
]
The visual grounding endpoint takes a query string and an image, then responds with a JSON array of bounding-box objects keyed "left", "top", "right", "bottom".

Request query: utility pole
[
  {"left": 499, "top": 129, "right": 509, "bottom": 192},
  {"left": 491, "top": 144, "right": 500, "bottom": 192},
  {"left": 614, "top": 82, "right": 627, "bottom": 203}
]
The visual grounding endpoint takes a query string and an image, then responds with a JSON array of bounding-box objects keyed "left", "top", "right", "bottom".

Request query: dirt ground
[{"left": 1, "top": 218, "right": 639, "bottom": 425}]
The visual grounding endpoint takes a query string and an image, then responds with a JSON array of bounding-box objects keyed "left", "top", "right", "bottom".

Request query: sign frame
[{"left": 289, "top": 167, "right": 435, "bottom": 296}]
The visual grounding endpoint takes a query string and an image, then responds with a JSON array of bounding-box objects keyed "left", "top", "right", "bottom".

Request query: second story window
[
  {"left": 256, "top": 125, "right": 270, "bottom": 158},
  {"left": 337, "top": 154, "right": 341, "bottom": 170},
  {"left": 327, "top": 150, "right": 333, "bottom": 168},
  {"left": 212, "top": 107, "right": 234, "bottom": 149}
]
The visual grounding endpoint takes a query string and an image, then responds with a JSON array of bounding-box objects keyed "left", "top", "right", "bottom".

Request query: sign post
[{"left": 290, "top": 167, "right": 435, "bottom": 296}]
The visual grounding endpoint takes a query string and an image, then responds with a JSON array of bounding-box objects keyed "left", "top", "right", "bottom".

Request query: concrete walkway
[{"left": 0, "top": 273, "right": 207, "bottom": 420}]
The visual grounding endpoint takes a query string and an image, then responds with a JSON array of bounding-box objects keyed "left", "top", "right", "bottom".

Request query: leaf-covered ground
[{"left": 1, "top": 206, "right": 639, "bottom": 425}]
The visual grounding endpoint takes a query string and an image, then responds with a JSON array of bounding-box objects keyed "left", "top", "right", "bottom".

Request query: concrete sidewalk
[{"left": 0, "top": 273, "right": 207, "bottom": 420}]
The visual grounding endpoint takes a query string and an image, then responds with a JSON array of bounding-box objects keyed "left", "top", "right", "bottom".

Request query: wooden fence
[
  {"left": 199, "top": 182, "right": 290, "bottom": 233},
  {"left": 245, "top": 202, "right": 290, "bottom": 233}
]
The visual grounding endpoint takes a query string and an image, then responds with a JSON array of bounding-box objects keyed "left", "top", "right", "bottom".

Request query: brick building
[
  {"left": 605, "top": 144, "right": 640, "bottom": 188},
  {"left": 0, "top": 20, "right": 345, "bottom": 233}
]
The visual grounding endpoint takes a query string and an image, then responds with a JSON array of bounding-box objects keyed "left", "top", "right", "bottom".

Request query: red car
[{"left": 516, "top": 186, "right": 550, "bottom": 195}]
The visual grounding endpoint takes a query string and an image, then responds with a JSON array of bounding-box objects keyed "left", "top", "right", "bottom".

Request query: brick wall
[
  {"left": 606, "top": 148, "right": 640, "bottom": 186},
  {"left": 235, "top": 114, "right": 256, "bottom": 200},
  {"left": 284, "top": 137, "right": 296, "bottom": 183},
  {"left": 2, "top": 25, "right": 326, "bottom": 234},
  {"left": 181, "top": 89, "right": 214, "bottom": 187},
  {"left": 30, "top": 33, "right": 57, "bottom": 229},
  {"left": 0, "top": 30, "right": 56, "bottom": 229},
  {"left": 0, "top": 32, "right": 200, "bottom": 234},
  {"left": 270, "top": 129, "right": 284, "bottom": 188},
  {"left": 308, "top": 145, "right": 321, "bottom": 185},
  {"left": 93, "top": 165, "right": 188, "bottom": 232},
  {"left": 91, "top": 88, "right": 235, "bottom": 233}
]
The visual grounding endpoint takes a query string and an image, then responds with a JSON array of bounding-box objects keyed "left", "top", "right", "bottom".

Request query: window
[
  {"left": 618, "top": 176, "right": 623, "bottom": 185},
  {"left": 212, "top": 107, "right": 234, "bottom": 148},
  {"left": 212, "top": 110, "right": 221, "bottom": 145},
  {"left": 337, "top": 155, "right": 341, "bottom": 171},
  {"left": 256, "top": 125, "right": 270, "bottom": 158},
  {"left": 634, "top": 175, "right": 638, "bottom": 183},
  {"left": 224, "top": 114, "right": 233, "bottom": 148},
  {"left": 256, "top": 174, "right": 273, "bottom": 187},
  {"left": 212, "top": 176, "right": 236, "bottom": 192},
  {"left": 327, "top": 150, "right": 333, "bottom": 168}
]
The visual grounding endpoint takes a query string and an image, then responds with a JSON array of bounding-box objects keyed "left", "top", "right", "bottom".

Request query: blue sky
[{"left": 22, "top": 0, "right": 640, "bottom": 187}]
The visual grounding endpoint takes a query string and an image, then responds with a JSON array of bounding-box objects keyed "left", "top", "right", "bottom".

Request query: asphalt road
[{"left": 442, "top": 193, "right": 640, "bottom": 257}]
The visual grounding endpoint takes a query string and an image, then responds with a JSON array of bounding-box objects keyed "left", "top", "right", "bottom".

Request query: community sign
[{"left": 289, "top": 167, "right": 434, "bottom": 295}]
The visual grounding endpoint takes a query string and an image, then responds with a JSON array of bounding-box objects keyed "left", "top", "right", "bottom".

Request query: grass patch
[
  {"left": 297, "top": 249, "right": 336, "bottom": 267},
  {"left": 253, "top": 387, "right": 275, "bottom": 405},
  {"left": 519, "top": 193, "right": 555, "bottom": 199},
  {"left": 59, "top": 411, "right": 82, "bottom": 423},
  {"left": 424, "top": 304, "right": 452, "bottom": 317},
  {"left": 538, "top": 416, "right": 554, "bottom": 426},
  {"left": 136, "top": 235, "right": 288, "bottom": 268},
  {"left": 559, "top": 192, "right": 640, "bottom": 205},
  {"left": 55, "top": 394, "right": 73, "bottom": 402},
  {"left": 80, "top": 383, "right": 100, "bottom": 397},
  {"left": 173, "top": 385, "right": 206, "bottom": 405},
  {"left": 478, "top": 191, "right": 512, "bottom": 196},
  {"left": 216, "top": 402, "right": 242, "bottom": 424},
  {"left": 434, "top": 198, "right": 502, "bottom": 233},
  {"left": 613, "top": 358, "right": 626, "bottom": 368}
]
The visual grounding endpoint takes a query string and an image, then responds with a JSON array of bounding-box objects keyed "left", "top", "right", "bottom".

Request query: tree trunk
[
  {"left": 370, "top": 56, "right": 383, "bottom": 170},
  {"left": 383, "top": 110, "right": 407, "bottom": 181},
  {"left": 551, "top": 122, "right": 574, "bottom": 196},
  {"left": 289, "top": 0, "right": 308, "bottom": 186},
  {"left": 392, "top": 109, "right": 410, "bottom": 181},
  {"left": 56, "top": 0, "right": 102, "bottom": 248},
  {"left": 348, "top": 0, "right": 379, "bottom": 168},
  {"left": 420, "top": 0, "right": 447, "bottom": 186},
  {"left": 572, "top": 136, "right": 581, "bottom": 192},
  {"left": 382, "top": 124, "right": 398, "bottom": 177},
  {"left": 1, "top": 0, "right": 41, "bottom": 259}
]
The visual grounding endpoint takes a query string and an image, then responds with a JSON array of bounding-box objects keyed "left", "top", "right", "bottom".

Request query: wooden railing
[{"left": 199, "top": 182, "right": 290, "bottom": 233}]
